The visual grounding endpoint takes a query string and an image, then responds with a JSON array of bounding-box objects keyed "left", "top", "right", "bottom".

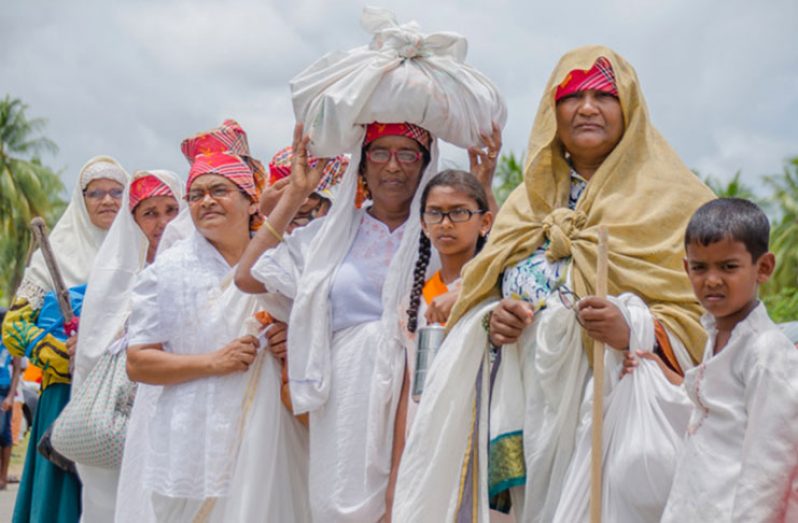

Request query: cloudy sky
[{"left": 2, "top": 0, "right": 797, "bottom": 193}]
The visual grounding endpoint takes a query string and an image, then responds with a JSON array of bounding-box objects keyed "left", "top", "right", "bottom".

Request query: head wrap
[
  {"left": 554, "top": 56, "right": 619, "bottom": 102},
  {"left": 180, "top": 119, "right": 266, "bottom": 201},
  {"left": 79, "top": 156, "right": 128, "bottom": 190},
  {"left": 268, "top": 146, "right": 349, "bottom": 198},
  {"left": 186, "top": 151, "right": 257, "bottom": 201},
  {"left": 450, "top": 45, "right": 715, "bottom": 364},
  {"left": 129, "top": 173, "right": 175, "bottom": 211},
  {"left": 364, "top": 122, "right": 432, "bottom": 151}
]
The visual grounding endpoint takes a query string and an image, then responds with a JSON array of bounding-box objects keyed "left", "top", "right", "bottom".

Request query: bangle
[{"left": 263, "top": 217, "right": 284, "bottom": 243}]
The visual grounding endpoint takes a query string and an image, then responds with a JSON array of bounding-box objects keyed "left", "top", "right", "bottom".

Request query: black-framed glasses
[
  {"left": 554, "top": 281, "right": 585, "bottom": 327},
  {"left": 366, "top": 148, "right": 423, "bottom": 165},
  {"left": 422, "top": 208, "right": 485, "bottom": 225},
  {"left": 83, "top": 188, "right": 124, "bottom": 200}
]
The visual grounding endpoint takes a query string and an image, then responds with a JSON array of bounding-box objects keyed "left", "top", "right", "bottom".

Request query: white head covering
[
  {"left": 16, "top": 155, "right": 129, "bottom": 309},
  {"left": 74, "top": 169, "right": 183, "bottom": 390},
  {"left": 285, "top": 7, "right": 506, "bottom": 475}
]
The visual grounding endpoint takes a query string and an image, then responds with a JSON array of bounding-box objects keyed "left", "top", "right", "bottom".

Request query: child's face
[
  {"left": 684, "top": 237, "right": 775, "bottom": 327},
  {"left": 421, "top": 186, "right": 492, "bottom": 258}
]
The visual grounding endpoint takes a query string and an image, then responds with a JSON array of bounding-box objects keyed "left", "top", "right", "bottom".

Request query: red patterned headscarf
[
  {"left": 180, "top": 119, "right": 266, "bottom": 201},
  {"left": 129, "top": 174, "right": 175, "bottom": 211},
  {"left": 554, "top": 56, "right": 618, "bottom": 102},
  {"left": 364, "top": 122, "right": 432, "bottom": 151},
  {"left": 187, "top": 151, "right": 257, "bottom": 199},
  {"left": 268, "top": 146, "right": 349, "bottom": 195}
]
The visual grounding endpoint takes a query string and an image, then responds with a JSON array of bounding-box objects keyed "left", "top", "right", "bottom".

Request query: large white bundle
[{"left": 291, "top": 6, "right": 507, "bottom": 156}]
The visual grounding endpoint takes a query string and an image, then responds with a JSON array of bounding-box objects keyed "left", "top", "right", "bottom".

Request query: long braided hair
[{"left": 406, "top": 169, "right": 490, "bottom": 333}]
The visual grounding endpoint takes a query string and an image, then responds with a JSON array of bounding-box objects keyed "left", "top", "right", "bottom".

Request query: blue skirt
[{"left": 13, "top": 383, "right": 81, "bottom": 523}]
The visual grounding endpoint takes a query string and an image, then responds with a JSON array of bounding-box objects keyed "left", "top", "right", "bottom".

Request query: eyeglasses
[
  {"left": 554, "top": 281, "right": 585, "bottom": 327},
  {"left": 290, "top": 196, "right": 327, "bottom": 228},
  {"left": 83, "top": 188, "right": 124, "bottom": 200},
  {"left": 422, "top": 208, "right": 485, "bottom": 225},
  {"left": 185, "top": 185, "right": 236, "bottom": 204},
  {"left": 366, "top": 148, "right": 423, "bottom": 165}
]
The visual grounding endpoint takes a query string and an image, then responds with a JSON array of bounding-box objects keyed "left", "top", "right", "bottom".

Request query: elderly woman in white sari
[
  {"left": 1, "top": 156, "right": 128, "bottom": 523},
  {"left": 394, "top": 46, "right": 716, "bottom": 522},
  {"left": 73, "top": 169, "right": 182, "bottom": 522}
]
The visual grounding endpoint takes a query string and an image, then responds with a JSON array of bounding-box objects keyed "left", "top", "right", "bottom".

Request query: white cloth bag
[{"left": 553, "top": 295, "right": 693, "bottom": 522}]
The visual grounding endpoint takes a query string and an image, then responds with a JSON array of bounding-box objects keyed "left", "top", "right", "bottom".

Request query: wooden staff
[
  {"left": 29, "top": 217, "right": 78, "bottom": 336},
  {"left": 590, "top": 226, "right": 609, "bottom": 523}
]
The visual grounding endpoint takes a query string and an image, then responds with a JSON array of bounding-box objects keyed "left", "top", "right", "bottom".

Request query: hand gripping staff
[{"left": 30, "top": 217, "right": 79, "bottom": 337}]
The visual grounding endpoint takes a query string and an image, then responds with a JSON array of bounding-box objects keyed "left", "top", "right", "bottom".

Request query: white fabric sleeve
[
  {"left": 732, "top": 332, "right": 798, "bottom": 521},
  {"left": 127, "top": 264, "right": 168, "bottom": 346},
  {"left": 250, "top": 218, "right": 323, "bottom": 300}
]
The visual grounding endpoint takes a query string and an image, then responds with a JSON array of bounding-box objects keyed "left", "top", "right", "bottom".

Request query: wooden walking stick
[
  {"left": 590, "top": 226, "right": 609, "bottom": 523},
  {"left": 29, "top": 217, "right": 79, "bottom": 337}
]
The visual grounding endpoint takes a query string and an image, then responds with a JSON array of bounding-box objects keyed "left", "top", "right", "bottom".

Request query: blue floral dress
[{"left": 501, "top": 171, "right": 587, "bottom": 307}]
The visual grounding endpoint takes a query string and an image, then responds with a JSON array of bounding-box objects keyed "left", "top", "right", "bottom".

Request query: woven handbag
[{"left": 51, "top": 337, "right": 136, "bottom": 469}]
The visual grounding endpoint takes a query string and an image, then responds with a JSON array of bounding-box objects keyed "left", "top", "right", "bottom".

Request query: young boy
[{"left": 662, "top": 198, "right": 798, "bottom": 521}]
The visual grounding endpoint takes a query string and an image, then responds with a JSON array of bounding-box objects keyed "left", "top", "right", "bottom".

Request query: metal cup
[{"left": 412, "top": 323, "right": 446, "bottom": 402}]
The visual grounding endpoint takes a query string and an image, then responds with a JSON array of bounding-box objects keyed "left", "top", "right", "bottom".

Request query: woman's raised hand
[
  {"left": 259, "top": 177, "right": 291, "bottom": 217},
  {"left": 468, "top": 123, "right": 502, "bottom": 190},
  {"left": 289, "top": 123, "right": 330, "bottom": 199},
  {"left": 489, "top": 297, "right": 534, "bottom": 347}
]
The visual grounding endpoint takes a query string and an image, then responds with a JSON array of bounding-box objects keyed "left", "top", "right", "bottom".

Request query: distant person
[
  {"left": 0, "top": 307, "right": 22, "bottom": 490},
  {"left": 662, "top": 198, "right": 798, "bottom": 521}
]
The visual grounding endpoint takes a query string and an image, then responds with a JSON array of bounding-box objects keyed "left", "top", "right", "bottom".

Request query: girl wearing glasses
[{"left": 2, "top": 156, "right": 128, "bottom": 523}]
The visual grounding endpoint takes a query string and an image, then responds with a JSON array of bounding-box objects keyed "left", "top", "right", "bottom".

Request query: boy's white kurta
[
  {"left": 255, "top": 7, "right": 505, "bottom": 522},
  {"left": 662, "top": 303, "right": 798, "bottom": 522},
  {"left": 72, "top": 170, "right": 182, "bottom": 523}
]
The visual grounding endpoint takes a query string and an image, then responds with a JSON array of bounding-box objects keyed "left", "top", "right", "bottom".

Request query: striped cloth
[
  {"left": 554, "top": 56, "right": 618, "bottom": 101},
  {"left": 128, "top": 173, "right": 174, "bottom": 211}
]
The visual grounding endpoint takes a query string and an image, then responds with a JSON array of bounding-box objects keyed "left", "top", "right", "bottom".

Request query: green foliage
[
  {"left": 0, "top": 95, "right": 66, "bottom": 305},
  {"left": 762, "top": 157, "right": 798, "bottom": 296},
  {"left": 492, "top": 151, "right": 524, "bottom": 206},
  {"left": 763, "top": 287, "right": 798, "bottom": 323},
  {"left": 701, "top": 171, "right": 757, "bottom": 201}
]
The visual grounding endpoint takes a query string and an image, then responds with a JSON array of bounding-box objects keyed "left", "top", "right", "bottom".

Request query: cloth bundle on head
[
  {"left": 451, "top": 45, "right": 715, "bottom": 361},
  {"left": 283, "top": 6, "right": 506, "bottom": 485},
  {"left": 128, "top": 174, "right": 175, "bottom": 211},
  {"left": 74, "top": 170, "right": 183, "bottom": 390},
  {"left": 268, "top": 145, "right": 349, "bottom": 199},
  {"left": 16, "top": 156, "right": 129, "bottom": 309}
]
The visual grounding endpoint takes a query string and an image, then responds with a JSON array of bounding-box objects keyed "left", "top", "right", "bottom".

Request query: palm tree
[
  {"left": 701, "top": 171, "right": 757, "bottom": 200},
  {"left": 493, "top": 151, "right": 525, "bottom": 206},
  {"left": 0, "top": 96, "right": 65, "bottom": 303}
]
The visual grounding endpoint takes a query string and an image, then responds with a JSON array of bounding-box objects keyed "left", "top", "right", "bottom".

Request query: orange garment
[
  {"left": 422, "top": 271, "right": 449, "bottom": 306},
  {"left": 23, "top": 365, "right": 42, "bottom": 383}
]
